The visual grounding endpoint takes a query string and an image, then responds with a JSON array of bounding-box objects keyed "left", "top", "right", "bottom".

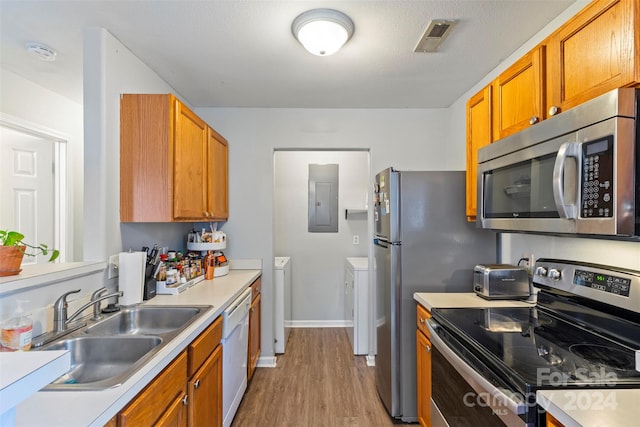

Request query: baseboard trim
[
  {"left": 288, "top": 320, "right": 350, "bottom": 328},
  {"left": 257, "top": 356, "right": 277, "bottom": 368}
]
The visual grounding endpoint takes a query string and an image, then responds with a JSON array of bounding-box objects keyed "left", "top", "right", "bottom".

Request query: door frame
[{"left": 0, "top": 112, "right": 69, "bottom": 262}]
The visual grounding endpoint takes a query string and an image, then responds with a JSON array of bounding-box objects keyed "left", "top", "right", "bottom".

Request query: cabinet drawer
[
  {"left": 189, "top": 315, "right": 223, "bottom": 377},
  {"left": 118, "top": 351, "right": 187, "bottom": 426},
  {"left": 250, "top": 276, "right": 262, "bottom": 300},
  {"left": 416, "top": 304, "right": 431, "bottom": 339}
]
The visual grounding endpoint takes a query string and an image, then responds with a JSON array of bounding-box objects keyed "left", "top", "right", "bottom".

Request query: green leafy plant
[{"left": 0, "top": 230, "right": 60, "bottom": 262}]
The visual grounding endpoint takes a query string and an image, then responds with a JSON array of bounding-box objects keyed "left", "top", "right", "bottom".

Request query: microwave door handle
[{"left": 552, "top": 142, "right": 579, "bottom": 219}]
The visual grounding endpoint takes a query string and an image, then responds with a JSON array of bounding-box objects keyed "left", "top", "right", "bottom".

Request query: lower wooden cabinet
[
  {"left": 416, "top": 329, "right": 432, "bottom": 427},
  {"left": 156, "top": 392, "right": 189, "bottom": 427},
  {"left": 117, "top": 315, "right": 223, "bottom": 427},
  {"left": 118, "top": 351, "right": 188, "bottom": 426},
  {"left": 188, "top": 344, "right": 223, "bottom": 427},
  {"left": 416, "top": 303, "right": 432, "bottom": 427},
  {"left": 248, "top": 277, "right": 262, "bottom": 381},
  {"left": 546, "top": 412, "right": 565, "bottom": 427}
]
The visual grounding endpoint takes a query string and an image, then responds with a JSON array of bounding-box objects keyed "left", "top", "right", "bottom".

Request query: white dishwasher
[{"left": 222, "top": 288, "right": 252, "bottom": 427}]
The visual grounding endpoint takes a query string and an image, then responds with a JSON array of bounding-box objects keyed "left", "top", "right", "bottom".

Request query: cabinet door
[
  {"left": 546, "top": 0, "right": 639, "bottom": 115},
  {"left": 493, "top": 46, "right": 545, "bottom": 140},
  {"left": 173, "top": 99, "right": 208, "bottom": 220},
  {"left": 207, "top": 127, "right": 229, "bottom": 220},
  {"left": 248, "top": 293, "right": 261, "bottom": 381},
  {"left": 119, "top": 351, "right": 188, "bottom": 426},
  {"left": 155, "top": 393, "right": 188, "bottom": 427},
  {"left": 416, "top": 330, "right": 432, "bottom": 427},
  {"left": 189, "top": 344, "right": 223, "bottom": 427},
  {"left": 465, "top": 85, "right": 492, "bottom": 221}
]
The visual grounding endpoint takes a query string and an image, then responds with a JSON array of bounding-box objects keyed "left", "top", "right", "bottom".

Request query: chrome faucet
[
  {"left": 91, "top": 287, "right": 109, "bottom": 320},
  {"left": 53, "top": 288, "right": 123, "bottom": 333}
]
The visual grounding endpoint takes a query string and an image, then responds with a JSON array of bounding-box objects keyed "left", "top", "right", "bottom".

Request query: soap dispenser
[{"left": 1, "top": 300, "right": 33, "bottom": 351}]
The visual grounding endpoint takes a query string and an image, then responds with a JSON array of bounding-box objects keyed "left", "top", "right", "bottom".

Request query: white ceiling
[{"left": 0, "top": 0, "right": 576, "bottom": 109}]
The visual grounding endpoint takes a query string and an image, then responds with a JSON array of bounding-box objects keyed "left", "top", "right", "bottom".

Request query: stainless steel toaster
[{"left": 473, "top": 264, "right": 530, "bottom": 300}]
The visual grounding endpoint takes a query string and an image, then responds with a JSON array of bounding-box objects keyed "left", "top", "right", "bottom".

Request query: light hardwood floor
[{"left": 231, "top": 328, "right": 409, "bottom": 427}]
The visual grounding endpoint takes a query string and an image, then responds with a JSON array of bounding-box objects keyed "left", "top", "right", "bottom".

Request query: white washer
[
  {"left": 221, "top": 288, "right": 252, "bottom": 427},
  {"left": 274, "top": 257, "right": 291, "bottom": 354},
  {"left": 345, "top": 257, "right": 369, "bottom": 355}
]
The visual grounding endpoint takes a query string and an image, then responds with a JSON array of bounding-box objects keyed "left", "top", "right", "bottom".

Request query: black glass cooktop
[{"left": 431, "top": 305, "right": 640, "bottom": 395}]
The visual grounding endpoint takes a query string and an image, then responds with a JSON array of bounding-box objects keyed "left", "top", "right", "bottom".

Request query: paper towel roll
[{"left": 118, "top": 251, "right": 146, "bottom": 306}]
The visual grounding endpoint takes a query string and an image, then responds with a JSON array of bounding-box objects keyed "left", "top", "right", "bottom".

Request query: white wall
[
  {"left": 274, "top": 150, "right": 369, "bottom": 324},
  {"left": 195, "top": 107, "right": 454, "bottom": 354},
  {"left": 0, "top": 68, "right": 84, "bottom": 261},
  {"left": 82, "top": 27, "right": 193, "bottom": 264}
]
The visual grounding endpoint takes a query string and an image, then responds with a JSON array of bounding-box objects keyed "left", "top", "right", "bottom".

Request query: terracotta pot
[{"left": 0, "top": 245, "right": 25, "bottom": 276}]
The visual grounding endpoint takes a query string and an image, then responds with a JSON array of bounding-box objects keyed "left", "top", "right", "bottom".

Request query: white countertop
[
  {"left": 0, "top": 350, "right": 70, "bottom": 421},
  {"left": 538, "top": 389, "right": 640, "bottom": 427},
  {"left": 14, "top": 268, "right": 261, "bottom": 427},
  {"left": 414, "top": 292, "right": 535, "bottom": 311}
]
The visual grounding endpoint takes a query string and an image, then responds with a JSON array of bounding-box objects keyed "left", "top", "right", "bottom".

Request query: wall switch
[
  {"left": 353, "top": 235, "right": 360, "bottom": 245},
  {"left": 108, "top": 254, "right": 119, "bottom": 279}
]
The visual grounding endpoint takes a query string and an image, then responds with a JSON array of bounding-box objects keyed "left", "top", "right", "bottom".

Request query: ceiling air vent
[{"left": 414, "top": 19, "right": 458, "bottom": 53}]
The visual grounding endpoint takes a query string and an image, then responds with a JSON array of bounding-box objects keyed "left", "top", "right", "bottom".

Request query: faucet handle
[
  {"left": 91, "top": 287, "right": 108, "bottom": 300},
  {"left": 54, "top": 289, "right": 81, "bottom": 310}
]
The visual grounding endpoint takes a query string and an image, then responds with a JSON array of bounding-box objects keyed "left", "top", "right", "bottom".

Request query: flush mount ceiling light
[
  {"left": 292, "top": 8, "right": 354, "bottom": 56},
  {"left": 26, "top": 42, "right": 57, "bottom": 61}
]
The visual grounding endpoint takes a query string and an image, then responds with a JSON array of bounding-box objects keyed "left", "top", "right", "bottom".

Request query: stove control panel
[
  {"left": 533, "top": 259, "right": 640, "bottom": 314},
  {"left": 573, "top": 269, "right": 631, "bottom": 297}
]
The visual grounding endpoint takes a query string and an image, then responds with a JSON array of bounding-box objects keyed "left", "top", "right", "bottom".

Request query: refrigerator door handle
[{"left": 374, "top": 238, "right": 389, "bottom": 248}]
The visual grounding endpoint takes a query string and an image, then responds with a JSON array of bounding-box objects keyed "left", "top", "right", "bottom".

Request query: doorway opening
[{"left": 273, "top": 149, "right": 370, "bottom": 328}]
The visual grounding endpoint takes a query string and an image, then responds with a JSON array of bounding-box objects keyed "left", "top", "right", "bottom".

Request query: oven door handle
[
  {"left": 426, "top": 319, "right": 526, "bottom": 415},
  {"left": 552, "top": 141, "right": 579, "bottom": 219}
]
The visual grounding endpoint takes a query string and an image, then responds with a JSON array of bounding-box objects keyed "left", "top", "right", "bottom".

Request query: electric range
[{"left": 427, "top": 259, "right": 640, "bottom": 427}]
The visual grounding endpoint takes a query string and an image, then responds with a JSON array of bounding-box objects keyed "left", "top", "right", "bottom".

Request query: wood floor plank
[{"left": 231, "top": 328, "right": 413, "bottom": 427}]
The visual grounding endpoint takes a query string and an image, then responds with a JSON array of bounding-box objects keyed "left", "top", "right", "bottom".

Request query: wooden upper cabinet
[
  {"left": 466, "top": 85, "right": 492, "bottom": 221},
  {"left": 120, "top": 94, "right": 229, "bottom": 222},
  {"left": 493, "top": 46, "right": 545, "bottom": 141},
  {"left": 207, "top": 127, "right": 229, "bottom": 220},
  {"left": 173, "top": 100, "right": 208, "bottom": 220},
  {"left": 546, "top": 0, "right": 640, "bottom": 115}
]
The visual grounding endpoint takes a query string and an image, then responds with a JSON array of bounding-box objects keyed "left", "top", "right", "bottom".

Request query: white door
[{"left": 0, "top": 125, "right": 55, "bottom": 265}]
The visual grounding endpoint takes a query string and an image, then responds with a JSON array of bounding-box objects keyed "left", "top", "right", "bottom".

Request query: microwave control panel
[{"left": 580, "top": 136, "right": 613, "bottom": 218}]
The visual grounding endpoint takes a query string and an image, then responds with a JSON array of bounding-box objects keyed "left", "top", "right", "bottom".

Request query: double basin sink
[{"left": 36, "top": 305, "right": 212, "bottom": 391}]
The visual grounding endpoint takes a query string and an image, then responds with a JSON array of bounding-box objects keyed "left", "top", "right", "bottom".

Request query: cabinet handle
[
  {"left": 548, "top": 105, "right": 559, "bottom": 116},
  {"left": 425, "top": 344, "right": 431, "bottom": 352},
  {"left": 419, "top": 318, "right": 425, "bottom": 324},
  {"left": 182, "top": 394, "right": 189, "bottom": 406},
  {"left": 529, "top": 116, "right": 539, "bottom": 125},
  {"left": 194, "top": 379, "right": 201, "bottom": 389}
]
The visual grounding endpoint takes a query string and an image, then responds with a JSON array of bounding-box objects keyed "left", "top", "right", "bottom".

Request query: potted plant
[{"left": 0, "top": 230, "right": 60, "bottom": 276}]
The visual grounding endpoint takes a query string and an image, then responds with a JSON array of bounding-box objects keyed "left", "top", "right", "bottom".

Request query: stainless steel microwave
[{"left": 477, "top": 88, "right": 639, "bottom": 238}]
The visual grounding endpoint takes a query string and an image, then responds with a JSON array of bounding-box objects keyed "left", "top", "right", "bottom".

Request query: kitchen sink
[
  {"left": 36, "top": 304, "right": 212, "bottom": 390},
  {"left": 43, "top": 336, "right": 162, "bottom": 389},
  {"left": 84, "top": 306, "right": 204, "bottom": 336}
]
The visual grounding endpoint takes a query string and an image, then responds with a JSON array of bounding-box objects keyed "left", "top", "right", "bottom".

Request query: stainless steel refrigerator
[{"left": 374, "top": 167, "right": 497, "bottom": 422}]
